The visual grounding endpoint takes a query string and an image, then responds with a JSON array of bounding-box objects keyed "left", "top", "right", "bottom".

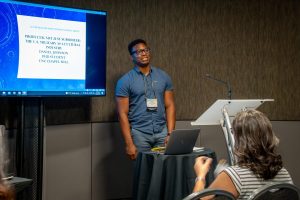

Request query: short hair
[
  {"left": 128, "top": 39, "right": 147, "bottom": 54},
  {"left": 233, "top": 109, "right": 282, "bottom": 180}
]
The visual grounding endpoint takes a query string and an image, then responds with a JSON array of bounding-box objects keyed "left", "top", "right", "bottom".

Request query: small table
[
  {"left": 133, "top": 148, "right": 217, "bottom": 200},
  {"left": 8, "top": 177, "right": 33, "bottom": 193}
]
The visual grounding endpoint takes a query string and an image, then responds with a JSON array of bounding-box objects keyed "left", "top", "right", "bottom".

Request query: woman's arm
[
  {"left": 208, "top": 171, "right": 239, "bottom": 198},
  {"left": 193, "top": 157, "right": 239, "bottom": 199}
]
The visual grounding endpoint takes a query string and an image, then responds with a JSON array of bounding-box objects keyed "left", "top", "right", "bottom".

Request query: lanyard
[{"left": 143, "top": 73, "right": 157, "bottom": 99}]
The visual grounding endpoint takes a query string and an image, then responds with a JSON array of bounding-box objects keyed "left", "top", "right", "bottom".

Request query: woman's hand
[
  {"left": 194, "top": 156, "right": 213, "bottom": 178},
  {"left": 193, "top": 156, "right": 213, "bottom": 192}
]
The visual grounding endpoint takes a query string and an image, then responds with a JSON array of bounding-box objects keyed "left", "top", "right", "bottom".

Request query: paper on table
[{"left": 193, "top": 147, "right": 205, "bottom": 152}]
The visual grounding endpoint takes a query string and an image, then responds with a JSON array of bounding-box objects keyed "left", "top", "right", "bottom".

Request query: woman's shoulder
[
  {"left": 274, "top": 167, "right": 293, "bottom": 182},
  {"left": 224, "top": 165, "right": 257, "bottom": 180},
  {"left": 279, "top": 167, "right": 289, "bottom": 173},
  {"left": 226, "top": 165, "right": 252, "bottom": 173}
]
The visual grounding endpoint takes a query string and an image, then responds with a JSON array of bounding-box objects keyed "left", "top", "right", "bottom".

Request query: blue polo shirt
[{"left": 115, "top": 66, "right": 173, "bottom": 134}]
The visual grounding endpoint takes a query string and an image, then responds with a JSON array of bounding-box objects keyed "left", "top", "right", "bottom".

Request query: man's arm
[
  {"left": 116, "top": 96, "right": 137, "bottom": 160},
  {"left": 164, "top": 90, "right": 176, "bottom": 135}
]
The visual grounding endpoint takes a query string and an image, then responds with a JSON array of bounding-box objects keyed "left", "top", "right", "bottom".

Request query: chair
[
  {"left": 182, "top": 188, "right": 235, "bottom": 200},
  {"left": 248, "top": 182, "right": 300, "bottom": 200}
]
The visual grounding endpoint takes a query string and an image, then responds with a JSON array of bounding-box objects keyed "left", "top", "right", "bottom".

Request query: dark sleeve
[
  {"left": 164, "top": 72, "right": 173, "bottom": 91},
  {"left": 115, "top": 75, "right": 130, "bottom": 97}
]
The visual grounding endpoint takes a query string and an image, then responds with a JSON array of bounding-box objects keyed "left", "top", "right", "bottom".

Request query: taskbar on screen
[{"left": 0, "top": 90, "right": 106, "bottom": 97}]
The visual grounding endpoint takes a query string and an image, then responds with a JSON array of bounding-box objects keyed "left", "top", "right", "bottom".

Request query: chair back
[
  {"left": 248, "top": 182, "right": 300, "bottom": 200},
  {"left": 182, "top": 188, "right": 235, "bottom": 200}
]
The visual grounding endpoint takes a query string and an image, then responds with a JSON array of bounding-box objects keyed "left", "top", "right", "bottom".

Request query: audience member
[{"left": 193, "top": 109, "right": 293, "bottom": 199}]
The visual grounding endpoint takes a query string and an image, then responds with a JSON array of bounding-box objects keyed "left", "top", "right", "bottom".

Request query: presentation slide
[
  {"left": 0, "top": 0, "right": 106, "bottom": 96},
  {"left": 17, "top": 15, "right": 86, "bottom": 80}
]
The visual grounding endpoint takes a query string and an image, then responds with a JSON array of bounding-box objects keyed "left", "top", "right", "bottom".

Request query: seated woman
[{"left": 193, "top": 109, "right": 293, "bottom": 199}]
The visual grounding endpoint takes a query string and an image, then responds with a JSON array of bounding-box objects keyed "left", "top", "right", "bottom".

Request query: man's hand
[
  {"left": 126, "top": 143, "right": 138, "bottom": 160},
  {"left": 116, "top": 97, "right": 137, "bottom": 160},
  {"left": 164, "top": 134, "right": 170, "bottom": 146}
]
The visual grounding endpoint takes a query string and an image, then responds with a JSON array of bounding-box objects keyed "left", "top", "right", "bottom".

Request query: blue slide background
[{"left": 0, "top": 0, "right": 88, "bottom": 93}]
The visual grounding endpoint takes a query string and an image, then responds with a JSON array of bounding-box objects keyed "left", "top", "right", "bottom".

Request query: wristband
[{"left": 195, "top": 176, "right": 205, "bottom": 183}]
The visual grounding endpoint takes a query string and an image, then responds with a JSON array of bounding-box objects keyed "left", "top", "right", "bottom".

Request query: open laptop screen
[{"left": 164, "top": 129, "right": 200, "bottom": 155}]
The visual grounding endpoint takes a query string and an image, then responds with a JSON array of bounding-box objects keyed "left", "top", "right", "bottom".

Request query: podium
[{"left": 191, "top": 99, "right": 274, "bottom": 165}]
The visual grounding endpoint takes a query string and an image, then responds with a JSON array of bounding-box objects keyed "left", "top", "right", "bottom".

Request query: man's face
[{"left": 130, "top": 43, "right": 151, "bottom": 67}]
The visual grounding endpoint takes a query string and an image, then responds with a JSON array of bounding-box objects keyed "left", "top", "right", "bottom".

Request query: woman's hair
[{"left": 233, "top": 109, "right": 282, "bottom": 180}]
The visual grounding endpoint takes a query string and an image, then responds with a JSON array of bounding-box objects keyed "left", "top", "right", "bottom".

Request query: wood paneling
[
  {"left": 2, "top": 0, "right": 298, "bottom": 125},
  {"left": 91, "top": 0, "right": 300, "bottom": 121}
]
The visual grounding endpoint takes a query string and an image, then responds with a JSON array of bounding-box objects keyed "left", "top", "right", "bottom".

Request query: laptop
[{"left": 164, "top": 129, "right": 200, "bottom": 155}]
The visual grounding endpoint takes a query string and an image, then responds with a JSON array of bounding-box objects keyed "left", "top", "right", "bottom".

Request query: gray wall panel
[
  {"left": 44, "top": 124, "right": 91, "bottom": 200},
  {"left": 273, "top": 121, "right": 300, "bottom": 188},
  {"left": 44, "top": 121, "right": 300, "bottom": 200},
  {"left": 91, "top": 122, "right": 133, "bottom": 200}
]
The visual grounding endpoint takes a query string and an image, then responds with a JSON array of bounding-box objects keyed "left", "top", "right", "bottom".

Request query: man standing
[{"left": 115, "top": 39, "right": 176, "bottom": 160}]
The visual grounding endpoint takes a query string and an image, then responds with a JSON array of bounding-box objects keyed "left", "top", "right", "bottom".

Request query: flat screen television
[{"left": 0, "top": 0, "right": 106, "bottom": 97}]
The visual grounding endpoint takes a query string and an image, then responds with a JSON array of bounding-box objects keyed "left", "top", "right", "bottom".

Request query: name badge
[{"left": 146, "top": 98, "right": 158, "bottom": 110}]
